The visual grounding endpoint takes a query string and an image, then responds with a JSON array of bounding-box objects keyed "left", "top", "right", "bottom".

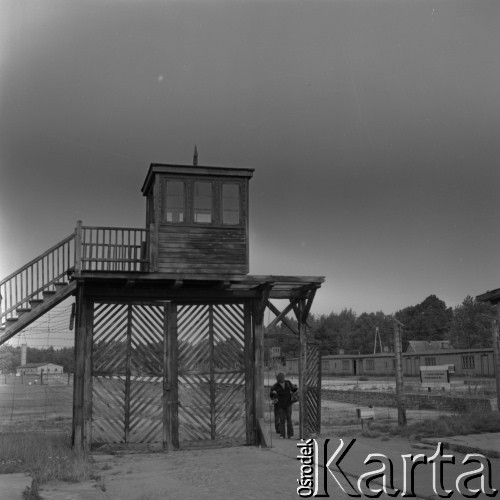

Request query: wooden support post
[
  {"left": 244, "top": 303, "right": 255, "bottom": 445},
  {"left": 253, "top": 297, "right": 266, "bottom": 446},
  {"left": 82, "top": 299, "right": 93, "bottom": 450},
  {"left": 163, "top": 303, "right": 170, "bottom": 451},
  {"left": 298, "top": 325, "right": 306, "bottom": 439},
  {"left": 493, "top": 310, "right": 500, "bottom": 411},
  {"left": 254, "top": 313, "right": 264, "bottom": 423},
  {"left": 209, "top": 305, "right": 216, "bottom": 440},
  {"left": 124, "top": 305, "right": 132, "bottom": 444},
  {"left": 296, "top": 298, "right": 307, "bottom": 439},
  {"left": 393, "top": 319, "right": 407, "bottom": 426},
  {"left": 72, "top": 283, "right": 85, "bottom": 451},
  {"left": 253, "top": 286, "right": 272, "bottom": 445},
  {"left": 169, "top": 303, "right": 179, "bottom": 449}
]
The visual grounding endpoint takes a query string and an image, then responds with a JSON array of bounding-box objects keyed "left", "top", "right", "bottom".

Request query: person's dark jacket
[{"left": 269, "top": 380, "right": 297, "bottom": 409}]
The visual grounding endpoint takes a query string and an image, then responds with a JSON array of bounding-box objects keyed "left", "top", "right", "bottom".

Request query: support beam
[
  {"left": 301, "top": 288, "right": 317, "bottom": 324},
  {"left": 290, "top": 298, "right": 312, "bottom": 329},
  {"left": 267, "top": 301, "right": 299, "bottom": 335},
  {"left": 254, "top": 283, "right": 274, "bottom": 324}
]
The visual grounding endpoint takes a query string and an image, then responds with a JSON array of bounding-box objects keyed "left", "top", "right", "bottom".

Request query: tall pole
[
  {"left": 493, "top": 309, "right": 500, "bottom": 411},
  {"left": 393, "top": 318, "right": 407, "bottom": 426}
]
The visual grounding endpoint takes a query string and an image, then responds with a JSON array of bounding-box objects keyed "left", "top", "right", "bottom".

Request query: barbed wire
[{"left": 5, "top": 301, "right": 75, "bottom": 349}]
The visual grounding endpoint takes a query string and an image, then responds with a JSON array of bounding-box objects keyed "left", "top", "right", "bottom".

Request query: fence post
[{"left": 393, "top": 318, "right": 407, "bottom": 426}]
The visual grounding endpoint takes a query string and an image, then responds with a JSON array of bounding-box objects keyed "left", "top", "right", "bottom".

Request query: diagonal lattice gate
[
  {"left": 305, "top": 342, "right": 321, "bottom": 437},
  {"left": 176, "top": 303, "right": 246, "bottom": 447},
  {"left": 92, "top": 302, "right": 166, "bottom": 447}
]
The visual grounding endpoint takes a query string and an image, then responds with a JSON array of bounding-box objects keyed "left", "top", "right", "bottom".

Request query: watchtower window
[
  {"left": 164, "top": 180, "right": 185, "bottom": 223},
  {"left": 194, "top": 181, "right": 212, "bottom": 224},
  {"left": 222, "top": 184, "right": 240, "bottom": 225},
  {"left": 161, "top": 177, "right": 245, "bottom": 226}
]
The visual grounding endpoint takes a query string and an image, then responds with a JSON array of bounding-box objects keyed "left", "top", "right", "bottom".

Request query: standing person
[{"left": 269, "top": 372, "right": 298, "bottom": 439}]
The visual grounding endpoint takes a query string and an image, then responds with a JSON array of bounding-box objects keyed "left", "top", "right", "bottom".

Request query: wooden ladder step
[
  {"left": 42, "top": 290, "right": 56, "bottom": 297},
  {"left": 16, "top": 308, "right": 31, "bottom": 315},
  {"left": 54, "top": 282, "right": 69, "bottom": 288},
  {"left": 30, "top": 299, "right": 44, "bottom": 308}
]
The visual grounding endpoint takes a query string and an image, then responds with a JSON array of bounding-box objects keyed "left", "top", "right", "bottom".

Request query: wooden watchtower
[{"left": 0, "top": 159, "right": 324, "bottom": 451}]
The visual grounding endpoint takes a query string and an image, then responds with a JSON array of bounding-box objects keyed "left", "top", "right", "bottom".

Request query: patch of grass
[
  {"left": 370, "top": 411, "right": 500, "bottom": 440},
  {"left": 0, "top": 432, "right": 93, "bottom": 485}
]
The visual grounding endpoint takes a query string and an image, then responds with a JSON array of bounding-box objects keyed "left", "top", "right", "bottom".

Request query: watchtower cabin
[
  {"left": 0, "top": 159, "right": 324, "bottom": 452},
  {"left": 142, "top": 163, "right": 253, "bottom": 275}
]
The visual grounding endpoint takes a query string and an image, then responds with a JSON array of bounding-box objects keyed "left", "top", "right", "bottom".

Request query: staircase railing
[
  {"left": 0, "top": 233, "right": 76, "bottom": 323},
  {"left": 0, "top": 222, "right": 149, "bottom": 327}
]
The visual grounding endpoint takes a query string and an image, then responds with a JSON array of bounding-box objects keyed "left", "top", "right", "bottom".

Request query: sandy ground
[{"left": 33, "top": 432, "right": 500, "bottom": 500}]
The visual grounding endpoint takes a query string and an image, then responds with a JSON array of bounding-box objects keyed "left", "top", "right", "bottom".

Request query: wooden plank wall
[{"left": 158, "top": 225, "right": 248, "bottom": 274}]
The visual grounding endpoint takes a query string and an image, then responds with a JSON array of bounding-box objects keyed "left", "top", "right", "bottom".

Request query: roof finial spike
[{"left": 193, "top": 145, "right": 198, "bottom": 166}]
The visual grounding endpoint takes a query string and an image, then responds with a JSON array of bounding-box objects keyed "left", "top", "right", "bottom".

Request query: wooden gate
[
  {"left": 305, "top": 342, "right": 321, "bottom": 437},
  {"left": 175, "top": 303, "right": 247, "bottom": 447},
  {"left": 91, "top": 302, "right": 166, "bottom": 447}
]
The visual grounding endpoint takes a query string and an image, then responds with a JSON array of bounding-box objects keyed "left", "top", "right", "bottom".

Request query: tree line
[
  {"left": 0, "top": 345, "right": 74, "bottom": 374},
  {"left": 0, "top": 294, "right": 496, "bottom": 372},
  {"left": 265, "top": 294, "right": 496, "bottom": 358}
]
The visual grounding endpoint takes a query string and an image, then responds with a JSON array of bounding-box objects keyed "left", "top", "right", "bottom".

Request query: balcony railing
[{"left": 78, "top": 223, "right": 148, "bottom": 273}]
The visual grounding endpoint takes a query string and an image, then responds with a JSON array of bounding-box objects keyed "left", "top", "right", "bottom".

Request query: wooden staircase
[
  {"left": 0, "top": 281, "right": 77, "bottom": 344},
  {"left": 0, "top": 222, "right": 148, "bottom": 346},
  {"left": 0, "top": 231, "right": 77, "bottom": 346}
]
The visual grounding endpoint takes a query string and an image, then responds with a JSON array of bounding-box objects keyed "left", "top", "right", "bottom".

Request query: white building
[{"left": 16, "top": 362, "right": 64, "bottom": 375}]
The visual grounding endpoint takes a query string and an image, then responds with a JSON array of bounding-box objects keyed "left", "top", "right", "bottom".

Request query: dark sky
[{"left": 1, "top": 0, "right": 500, "bottom": 317}]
